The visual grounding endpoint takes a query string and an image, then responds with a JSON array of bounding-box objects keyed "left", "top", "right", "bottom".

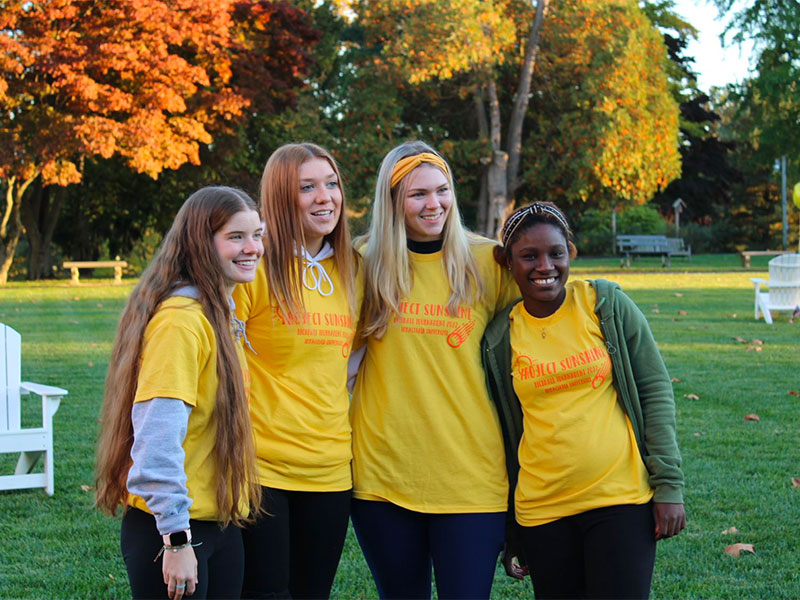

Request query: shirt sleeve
[
  {"left": 347, "top": 345, "right": 367, "bottom": 394},
  {"left": 127, "top": 397, "right": 193, "bottom": 534},
  {"left": 617, "top": 289, "right": 684, "bottom": 503},
  {"left": 134, "top": 315, "right": 206, "bottom": 407}
]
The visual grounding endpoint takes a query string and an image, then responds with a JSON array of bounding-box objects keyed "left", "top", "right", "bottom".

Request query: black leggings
[
  {"left": 121, "top": 507, "right": 244, "bottom": 600},
  {"left": 241, "top": 486, "right": 351, "bottom": 599},
  {"left": 520, "top": 502, "right": 656, "bottom": 600}
]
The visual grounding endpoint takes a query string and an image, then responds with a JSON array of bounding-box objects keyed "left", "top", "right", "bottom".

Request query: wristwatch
[{"left": 162, "top": 529, "right": 192, "bottom": 547}]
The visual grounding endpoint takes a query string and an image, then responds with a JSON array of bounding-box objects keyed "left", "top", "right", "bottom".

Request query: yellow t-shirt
[
  {"left": 233, "top": 257, "right": 362, "bottom": 491},
  {"left": 510, "top": 280, "right": 653, "bottom": 526},
  {"left": 128, "top": 296, "right": 249, "bottom": 522},
  {"left": 351, "top": 240, "right": 520, "bottom": 512}
]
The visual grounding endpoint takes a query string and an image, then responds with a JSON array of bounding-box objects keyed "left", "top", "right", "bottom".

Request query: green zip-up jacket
[{"left": 481, "top": 279, "right": 684, "bottom": 539}]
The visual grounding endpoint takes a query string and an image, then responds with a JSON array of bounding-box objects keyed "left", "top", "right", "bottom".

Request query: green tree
[
  {"left": 356, "top": 0, "right": 548, "bottom": 234},
  {"left": 519, "top": 0, "right": 681, "bottom": 217},
  {"left": 349, "top": 0, "right": 680, "bottom": 234}
]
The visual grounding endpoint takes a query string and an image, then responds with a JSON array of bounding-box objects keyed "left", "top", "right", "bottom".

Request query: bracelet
[{"left": 153, "top": 541, "right": 202, "bottom": 562}]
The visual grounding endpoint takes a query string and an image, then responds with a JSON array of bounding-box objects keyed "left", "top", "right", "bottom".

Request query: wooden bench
[
  {"left": 739, "top": 250, "right": 794, "bottom": 268},
  {"left": 617, "top": 235, "right": 671, "bottom": 267},
  {"left": 667, "top": 237, "right": 691, "bottom": 261},
  {"left": 62, "top": 259, "right": 127, "bottom": 284}
]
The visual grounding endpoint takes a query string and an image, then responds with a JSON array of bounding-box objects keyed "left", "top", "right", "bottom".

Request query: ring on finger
[{"left": 176, "top": 583, "right": 186, "bottom": 589}]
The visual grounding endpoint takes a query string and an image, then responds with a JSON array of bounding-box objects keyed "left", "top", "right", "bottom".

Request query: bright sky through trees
[{"left": 671, "top": 0, "right": 754, "bottom": 90}]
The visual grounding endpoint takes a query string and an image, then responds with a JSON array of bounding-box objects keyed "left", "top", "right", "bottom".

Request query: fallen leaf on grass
[
  {"left": 671, "top": 377, "right": 682, "bottom": 383},
  {"left": 751, "top": 338, "right": 764, "bottom": 345},
  {"left": 674, "top": 293, "right": 683, "bottom": 297},
  {"left": 789, "top": 391, "right": 799, "bottom": 397},
  {"left": 746, "top": 346, "right": 763, "bottom": 352},
  {"left": 693, "top": 432, "right": 704, "bottom": 438},
  {"left": 791, "top": 477, "right": 800, "bottom": 488},
  {"left": 744, "top": 414, "right": 761, "bottom": 421},
  {"left": 733, "top": 336, "right": 748, "bottom": 344},
  {"left": 731, "top": 313, "right": 738, "bottom": 318},
  {"left": 725, "top": 543, "right": 755, "bottom": 557},
  {"left": 108, "top": 574, "right": 115, "bottom": 580},
  {"left": 80, "top": 484, "right": 92, "bottom": 492},
  {"left": 684, "top": 393, "right": 700, "bottom": 400},
  {"left": 678, "top": 310, "right": 688, "bottom": 315},
  {"left": 721, "top": 526, "right": 739, "bottom": 535},
  {"left": 651, "top": 308, "right": 660, "bottom": 314},
  {"left": 88, "top": 361, "right": 94, "bottom": 367}
]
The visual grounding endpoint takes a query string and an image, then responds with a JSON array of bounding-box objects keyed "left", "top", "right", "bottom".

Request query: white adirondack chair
[
  {"left": 751, "top": 254, "right": 800, "bottom": 324},
  {"left": 1, "top": 323, "right": 67, "bottom": 495}
]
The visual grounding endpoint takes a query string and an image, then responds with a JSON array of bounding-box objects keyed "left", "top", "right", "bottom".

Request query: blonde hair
[
  {"left": 358, "top": 141, "right": 484, "bottom": 338},
  {"left": 95, "top": 186, "right": 262, "bottom": 526},
  {"left": 260, "top": 143, "right": 358, "bottom": 318}
]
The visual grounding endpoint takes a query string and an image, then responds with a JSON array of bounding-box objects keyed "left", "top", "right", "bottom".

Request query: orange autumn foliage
[
  {"left": 0, "top": 0, "right": 317, "bottom": 184},
  {"left": 0, "top": 0, "right": 318, "bottom": 283}
]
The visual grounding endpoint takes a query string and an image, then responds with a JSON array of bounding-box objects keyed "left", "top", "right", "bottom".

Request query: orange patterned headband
[{"left": 390, "top": 152, "right": 450, "bottom": 188}]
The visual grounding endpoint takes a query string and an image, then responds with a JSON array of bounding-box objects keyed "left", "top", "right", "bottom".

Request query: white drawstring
[
  {"left": 229, "top": 296, "right": 256, "bottom": 354},
  {"left": 299, "top": 242, "right": 334, "bottom": 297}
]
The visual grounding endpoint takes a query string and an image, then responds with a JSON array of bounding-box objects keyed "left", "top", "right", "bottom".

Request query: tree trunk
[
  {"left": 21, "top": 180, "right": 64, "bottom": 280},
  {"left": 474, "top": 84, "right": 491, "bottom": 234},
  {"left": 0, "top": 176, "right": 36, "bottom": 285},
  {"left": 506, "top": 0, "right": 548, "bottom": 198},
  {"left": 485, "top": 79, "right": 509, "bottom": 237},
  {"left": 475, "top": 0, "right": 548, "bottom": 238}
]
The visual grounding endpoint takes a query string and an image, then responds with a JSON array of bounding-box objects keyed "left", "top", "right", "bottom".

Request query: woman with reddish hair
[{"left": 233, "top": 143, "right": 361, "bottom": 599}]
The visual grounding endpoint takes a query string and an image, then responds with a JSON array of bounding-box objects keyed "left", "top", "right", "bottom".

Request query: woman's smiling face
[
  {"left": 507, "top": 222, "right": 570, "bottom": 318},
  {"left": 402, "top": 164, "right": 453, "bottom": 242},
  {"left": 297, "top": 157, "right": 342, "bottom": 255}
]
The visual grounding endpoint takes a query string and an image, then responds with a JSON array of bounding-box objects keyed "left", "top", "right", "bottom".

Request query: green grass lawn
[{"left": 1, "top": 262, "right": 798, "bottom": 598}]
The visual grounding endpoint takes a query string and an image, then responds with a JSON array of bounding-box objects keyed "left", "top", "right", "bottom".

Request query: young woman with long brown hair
[
  {"left": 232, "top": 143, "right": 361, "bottom": 599},
  {"left": 96, "top": 186, "right": 264, "bottom": 600},
  {"left": 349, "top": 140, "right": 520, "bottom": 599}
]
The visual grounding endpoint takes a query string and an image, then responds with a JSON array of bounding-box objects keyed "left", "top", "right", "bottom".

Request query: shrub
[{"left": 574, "top": 204, "right": 667, "bottom": 256}]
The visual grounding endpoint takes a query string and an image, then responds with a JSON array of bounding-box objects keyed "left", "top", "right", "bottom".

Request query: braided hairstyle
[{"left": 492, "top": 201, "right": 578, "bottom": 267}]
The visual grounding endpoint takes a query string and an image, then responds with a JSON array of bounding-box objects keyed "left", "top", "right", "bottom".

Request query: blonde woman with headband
[
  {"left": 232, "top": 143, "right": 362, "bottom": 599},
  {"left": 350, "top": 140, "right": 520, "bottom": 599}
]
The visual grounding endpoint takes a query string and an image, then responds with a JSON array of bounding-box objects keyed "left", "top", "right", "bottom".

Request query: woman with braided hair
[{"left": 482, "top": 201, "right": 686, "bottom": 599}]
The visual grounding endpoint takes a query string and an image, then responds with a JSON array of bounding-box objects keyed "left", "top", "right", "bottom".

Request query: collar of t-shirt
[{"left": 407, "top": 238, "right": 443, "bottom": 254}]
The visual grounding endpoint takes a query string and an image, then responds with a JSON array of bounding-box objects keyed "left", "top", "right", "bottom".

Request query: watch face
[{"left": 169, "top": 531, "right": 189, "bottom": 546}]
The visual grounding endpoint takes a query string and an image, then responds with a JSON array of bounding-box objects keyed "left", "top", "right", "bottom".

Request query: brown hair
[
  {"left": 95, "top": 186, "right": 262, "bottom": 526},
  {"left": 259, "top": 142, "right": 357, "bottom": 317},
  {"left": 493, "top": 201, "right": 578, "bottom": 267}
]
